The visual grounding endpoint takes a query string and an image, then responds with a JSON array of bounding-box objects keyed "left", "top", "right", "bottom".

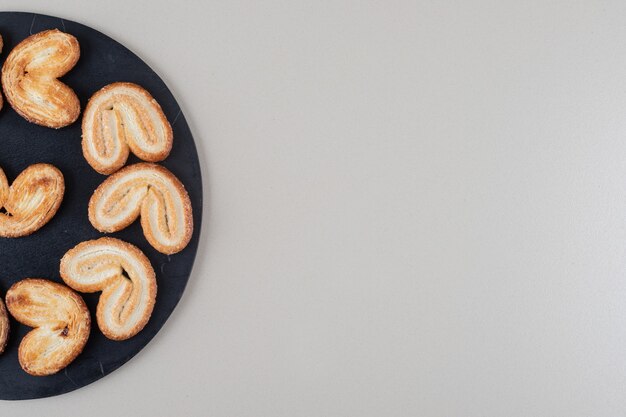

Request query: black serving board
[{"left": 0, "top": 12, "right": 202, "bottom": 400}]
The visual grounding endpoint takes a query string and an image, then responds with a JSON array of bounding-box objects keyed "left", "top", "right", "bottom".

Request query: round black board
[{"left": 0, "top": 12, "right": 202, "bottom": 400}]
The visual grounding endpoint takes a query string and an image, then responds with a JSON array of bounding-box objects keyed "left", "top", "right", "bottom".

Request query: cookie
[
  {"left": 82, "top": 82, "right": 173, "bottom": 174},
  {"left": 88, "top": 163, "right": 193, "bottom": 254},
  {"left": 5, "top": 279, "right": 90, "bottom": 376},
  {"left": 2, "top": 29, "right": 80, "bottom": 128},
  {"left": 60, "top": 237, "right": 157, "bottom": 341},
  {"left": 0, "top": 295, "right": 9, "bottom": 355},
  {"left": 0, "top": 163, "right": 64, "bottom": 237},
  {"left": 0, "top": 33, "right": 4, "bottom": 111}
]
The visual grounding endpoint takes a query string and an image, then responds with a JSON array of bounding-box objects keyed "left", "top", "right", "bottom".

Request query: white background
[{"left": 2, "top": 1, "right": 626, "bottom": 416}]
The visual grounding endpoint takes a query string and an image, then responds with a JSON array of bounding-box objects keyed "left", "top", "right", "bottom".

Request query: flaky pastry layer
[
  {"left": 1, "top": 29, "right": 80, "bottom": 128},
  {"left": 0, "top": 34, "right": 4, "bottom": 111},
  {"left": 61, "top": 237, "right": 157, "bottom": 341},
  {"left": 5, "top": 279, "right": 90, "bottom": 376},
  {"left": 89, "top": 163, "right": 193, "bottom": 254},
  {"left": 0, "top": 163, "right": 65, "bottom": 237},
  {"left": 0, "top": 295, "right": 9, "bottom": 355},
  {"left": 82, "top": 82, "right": 173, "bottom": 174}
]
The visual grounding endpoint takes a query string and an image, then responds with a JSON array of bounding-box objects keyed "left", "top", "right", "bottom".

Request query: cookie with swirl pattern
[
  {"left": 5, "top": 279, "right": 90, "bottom": 376},
  {"left": 82, "top": 82, "right": 173, "bottom": 174},
  {"left": 61, "top": 237, "right": 157, "bottom": 341},
  {"left": 1, "top": 29, "right": 80, "bottom": 128},
  {"left": 0, "top": 163, "right": 64, "bottom": 237},
  {"left": 88, "top": 163, "right": 193, "bottom": 254}
]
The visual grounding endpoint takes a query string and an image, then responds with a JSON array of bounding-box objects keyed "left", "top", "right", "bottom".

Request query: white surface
[{"left": 2, "top": 0, "right": 626, "bottom": 415}]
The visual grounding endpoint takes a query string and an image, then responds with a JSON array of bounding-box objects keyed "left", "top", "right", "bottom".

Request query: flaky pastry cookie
[
  {"left": 88, "top": 163, "right": 193, "bottom": 254},
  {"left": 2, "top": 29, "right": 80, "bottom": 128},
  {"left": 5, "top": 279, "right": 90, "bottom": 376},
  {"left": 0, "top": 34, "right": 4, "bottom": 111},
  {"left": 61, "top": 237, "right": 157, "bottom": 341},
  {"left": 82, "top": 82, "right": 173, "bottom": 174},
  {"left": 0, "top": 163, "right": 65, "bottom": 237},
  {"left": 0, "top": 295, "right": 9, "bottom": 355}
]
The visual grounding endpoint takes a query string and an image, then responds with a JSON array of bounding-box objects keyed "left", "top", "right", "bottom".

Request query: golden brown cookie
[
  {"left": 61, "top": 237, "right": 157, "bottom": 341},
  {"left": 82, "top": 82, "right": 173, "bottom": 174},
  {"left": 0, "top": 33, "right": 4, "bottom": 111},
  {"left": 0, "top": 295, "right": 9, "bottom": 355},
  {"left": 2, "top": 29, "right": 80, "bottom": 128},
  {"left": 88, "top": 163, "right": 193, "bottom": 254},
  {"left": 5, "top": 279, "right": 90, "bottom": 376},
  {"left": 0, "top": 163, "right": 64, "bottom": 237}
]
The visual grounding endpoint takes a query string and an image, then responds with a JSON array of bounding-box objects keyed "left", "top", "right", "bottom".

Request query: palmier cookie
[
  {"left": 61, "top": 237, "right": 157, "bottom": 341},
  {"left": 0, "top": 34, "right": 4, "bottom": 111},
  {"left": 0, "top": 295, "right": 9, "bottom": 355},
  {"left": 5, "top": 279, "right": 90, "bottom": 376},
  {"left": 82, "top": 82, "right": 173, "bottom": 174},
  {"left": 2, "top": 29, "right": 80, "bottom": 128},
  {"left": 89, "top": 163, "right": 193, "bottom": 254},
  {"left": 0, "top": 163, "right": 64, "bottom": 237}
]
